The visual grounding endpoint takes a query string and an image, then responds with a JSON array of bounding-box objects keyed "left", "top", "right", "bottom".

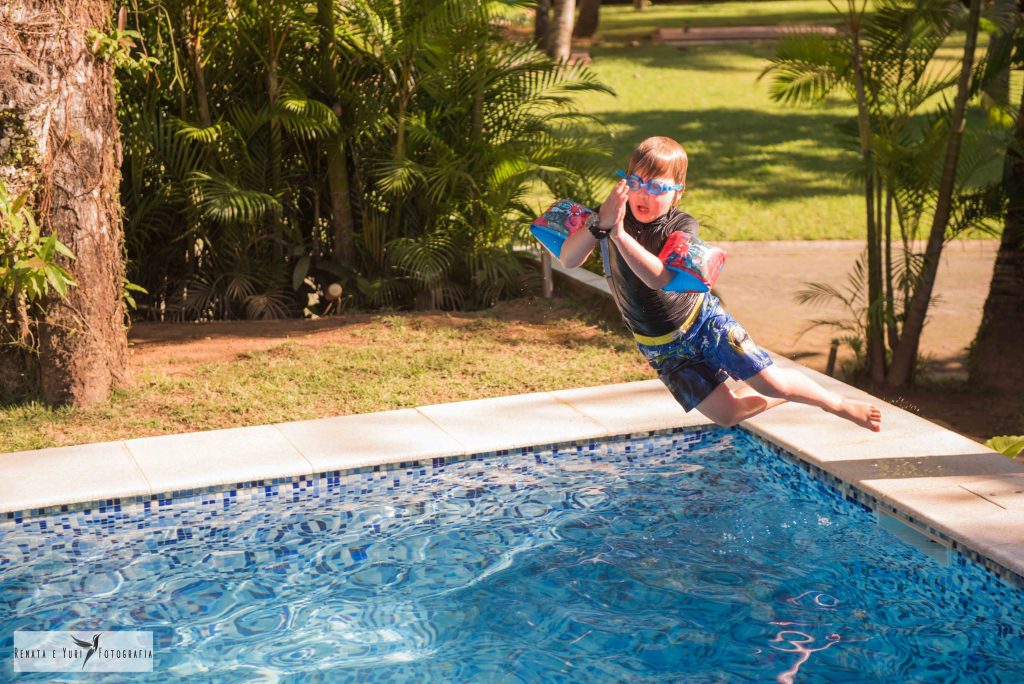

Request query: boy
[{"left": 559, "top": 136, "right": 881, "bottom": 431}]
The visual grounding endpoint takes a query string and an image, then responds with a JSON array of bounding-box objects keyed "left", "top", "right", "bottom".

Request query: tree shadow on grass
[{"left": 597, "top": 107, "right": 859, "bottom": 204}]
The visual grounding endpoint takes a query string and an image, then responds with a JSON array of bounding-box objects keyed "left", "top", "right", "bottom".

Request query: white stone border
[
  {"left": 2, "top": 362, "right": 1023, "bottom": 581},
  {"left": 2, "top": 257, "right": 1022, "bottom": 582}
]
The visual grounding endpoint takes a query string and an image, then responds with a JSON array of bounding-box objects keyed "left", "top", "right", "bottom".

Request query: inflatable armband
[
  {"left": 657, "top": 232, "right": 726, "bottom": 293},
  {"left": 530, "top": 200, "right": 595, "bottom": 259}
]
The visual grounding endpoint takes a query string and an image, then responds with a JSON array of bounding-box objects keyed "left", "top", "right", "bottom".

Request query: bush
[{"left": 117, "top": 0, "right": 612, "bottom": 319}]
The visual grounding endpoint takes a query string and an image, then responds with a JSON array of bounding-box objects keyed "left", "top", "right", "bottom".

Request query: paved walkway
[
  {"left": 553, "top": 239, "right": 998, "bottom": 379},
  {"left": 712, "top": 240, "right": 999, "bottom": 378},
  {"left": 656, "top": 24, "right": 836, "bottom": 45}
]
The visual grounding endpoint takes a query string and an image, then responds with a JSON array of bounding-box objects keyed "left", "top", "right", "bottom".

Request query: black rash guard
[{"left": 606, "top": 204, "right": 703, "bottom": 339}]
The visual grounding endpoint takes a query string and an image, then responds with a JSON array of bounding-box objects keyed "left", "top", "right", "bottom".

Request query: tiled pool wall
[
  {"left": 4, "top": 425, "right": 1023, "bottom": 597},
  {"left": 744, "top": 431, "right": 1024, "bottom": 591},
  {"left": 1, "top": 426, "right": 716, "bottom": 539}
]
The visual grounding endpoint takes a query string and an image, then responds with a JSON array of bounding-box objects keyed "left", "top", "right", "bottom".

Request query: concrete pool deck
[{"left": 3, "top": 353, "right": 1024, "bottom": 587}]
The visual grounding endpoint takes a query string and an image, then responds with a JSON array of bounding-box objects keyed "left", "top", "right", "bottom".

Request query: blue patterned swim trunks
[{"left": 634, "top": 294, "right": 773, "bottom": 412}]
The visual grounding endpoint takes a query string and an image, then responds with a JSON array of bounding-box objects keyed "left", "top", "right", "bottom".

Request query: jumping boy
[{"left": 558, "top": 136, "right": 882, "bottom": 431}]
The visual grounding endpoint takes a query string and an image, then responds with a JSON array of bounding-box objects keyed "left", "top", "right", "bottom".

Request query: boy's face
[{"left": 626, "top": 175, "right": 680, "bottom": 223}]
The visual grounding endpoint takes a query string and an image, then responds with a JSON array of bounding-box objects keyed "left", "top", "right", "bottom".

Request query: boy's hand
[{"left": 598, "top": 179, "right": 628, "bottom": 235}]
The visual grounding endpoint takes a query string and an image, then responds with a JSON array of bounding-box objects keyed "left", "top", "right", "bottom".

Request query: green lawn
[
  {"left": 572, "top": 40, "right": 865, "bottom": 240},
  {"left": 545, "top": 1, "right": 1010, "bottom": 241},
  {"left": 0, "top": 300, "right": 652, "bottom": 453}
]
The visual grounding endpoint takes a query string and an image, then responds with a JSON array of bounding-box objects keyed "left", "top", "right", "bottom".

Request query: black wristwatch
[{"left": 588, "top": 222, "right": 611, "bottom": 240}]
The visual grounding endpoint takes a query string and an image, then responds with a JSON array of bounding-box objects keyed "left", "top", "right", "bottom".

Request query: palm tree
[
  {"left": 764, "top": 0, "right": 1009, "bottom": 387},
  {"left": 315, "top": 0, "right": 356, "bottom": 265},
  {"left": 973, "top": 26, "right": 1024, "bottom": 393},
  {"left": 117, "top": 0, "right": 611, "bottom": 316},
  {"left": 886, "top": 0, "right": 984, "bottom": 386}
]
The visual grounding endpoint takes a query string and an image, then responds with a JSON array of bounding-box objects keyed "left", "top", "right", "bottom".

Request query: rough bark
[
  {"left": 971, "top": 79, "right": 1024, "bottom": 393},
  {"left": 0, "top": 0, "right": 128, "bottom": 406},
  {"left": 184, "top": 8, "right": 213, "bottom": 130},
  {"left": 547, "top": 0, "right": 575, "bottom": 61},
  {"left": 573, "top": 0, "right": 600, "bottom": 39}
]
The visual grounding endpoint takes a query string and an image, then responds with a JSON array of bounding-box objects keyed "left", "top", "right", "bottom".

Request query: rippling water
[{"left": 2, "top": 429, "right": 1023, "bottom": 682}]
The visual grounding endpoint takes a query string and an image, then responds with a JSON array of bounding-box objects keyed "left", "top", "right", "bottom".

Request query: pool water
[{"left": 2, "top": 429, "right": 1023, "bottom": 681}]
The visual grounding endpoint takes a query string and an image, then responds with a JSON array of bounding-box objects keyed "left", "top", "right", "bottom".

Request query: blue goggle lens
[{"left": 614, "top": 170, "right": 679, "bottom": 196}]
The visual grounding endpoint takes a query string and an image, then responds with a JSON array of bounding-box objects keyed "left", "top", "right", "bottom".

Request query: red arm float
[{"left": 657, "top": 232, "right": 726, "bottom": 292}]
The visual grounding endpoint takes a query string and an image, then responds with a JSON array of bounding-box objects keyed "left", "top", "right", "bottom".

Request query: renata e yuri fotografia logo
[{"left": 12, "top": 630, "right": 153, "bottom": 673}]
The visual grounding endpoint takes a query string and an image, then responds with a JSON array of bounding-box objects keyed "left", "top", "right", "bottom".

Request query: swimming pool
[{"left": 2, "top": 428, "right": 1023, "bottom": 681}]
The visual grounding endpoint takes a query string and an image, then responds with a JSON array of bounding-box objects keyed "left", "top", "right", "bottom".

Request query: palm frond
[
  {"left": 188, "top": 171, "right": 281, "bottom": 224},
  {"left": 761, "top": 32, "right": 848, "bottom": 106}
]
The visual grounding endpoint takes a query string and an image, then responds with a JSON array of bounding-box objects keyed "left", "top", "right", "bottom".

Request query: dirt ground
[{"left": 129, "top": 239, "right": 1018, "bottom": 443}]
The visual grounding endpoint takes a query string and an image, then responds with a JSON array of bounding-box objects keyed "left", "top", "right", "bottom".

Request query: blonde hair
[{"left": 627, "top": 136, "right": 688, "bottom": 194}]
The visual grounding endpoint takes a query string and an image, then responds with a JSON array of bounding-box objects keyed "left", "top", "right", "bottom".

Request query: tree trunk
[
  {"left": 0, "top": 0, "right": 128, "bottom": 406},
  {"left": 316, "top": 0, "right": 355, "bottom": 265},
  {"left": 971, "top": 76, "right": 1024, "bottom": 393},
  {"left": 846, "top": 3, "right": 886, "bottom": 384},
  {"left": 883, "top": 187, "right": 899, "bottom": 351},
  {"left": 547, "top": 0, "right": 576, "bottom": 61},
  {"left": 887, "top": 0, "right": 982, "bottom": 387},
  {"left": 983, "top": 28, "right": 1013, "bottom": 109},
  {"left": 535, "top": 0, "right": 551, "bottom": 48},
  {"left": 574, "top": 0, "right": 600, "bottom": 39},
  {"left": 185, "top": 17, "right": 213, "bottom": 129}
]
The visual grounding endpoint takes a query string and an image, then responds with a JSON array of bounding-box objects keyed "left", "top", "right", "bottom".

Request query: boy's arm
[
  {"left": 608, "top": 226, "right": 673, "bottom": 290},
  {"left": 599, "top": 180, "right": 673, "bottom": 289},
  {"left": 560, "top": 179, "right": 627, "bottom": 269},
  {"left": 558, "top": 225, "right": 600, "bottom": 270}
]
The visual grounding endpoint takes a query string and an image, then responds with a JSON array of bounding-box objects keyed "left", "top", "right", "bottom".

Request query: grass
[
  {"left": 0, "top": 299, "right": 652, "bottom": 453},
  {"left": 537, "top": 1, "right": 1010, "bottom": 241},
  {"left": 571, "top": 41, "right": 866, "bottom": 240}
]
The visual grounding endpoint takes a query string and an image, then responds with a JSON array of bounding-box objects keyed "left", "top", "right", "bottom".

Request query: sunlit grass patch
[
  {"left": 565, "top": 41, "right": 865, "bottom": 240},
  {"left": 0, "top": 299, "right": 652, "bottom": 453}
]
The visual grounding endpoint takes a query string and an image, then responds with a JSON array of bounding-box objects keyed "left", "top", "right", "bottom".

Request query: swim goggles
[{"left": 614, "top": 170, "right": 682, "bottom": 196}]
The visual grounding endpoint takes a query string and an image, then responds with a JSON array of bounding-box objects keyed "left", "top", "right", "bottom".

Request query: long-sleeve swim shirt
[{"left": 606, "top": 204, "right": 704, "bottom": 339}]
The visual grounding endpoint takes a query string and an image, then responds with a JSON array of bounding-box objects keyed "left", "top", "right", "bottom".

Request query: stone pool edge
[{"left": 3, "top": 357, "right": 1024, "bottom": 587}]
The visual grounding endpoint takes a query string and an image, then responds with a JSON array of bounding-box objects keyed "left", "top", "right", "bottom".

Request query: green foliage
[
  {"left": 87, "top": 28, "right": 159, "bottom": 76},
  {"left": 794, "top": 254, "right": 870, "bottom": 378},
  {"left": 0, "top": 181, "right": 76, "bottom": 305},
  {"left": 114, "top": 0, "right": 611, "bottom": 319},
  {"left": 122, "top": 278, "right": 148, "bottom": 312},
  {"left": 985, "top": 435, "right": 1024, "bottom": 458},
  {"left": 765, "top": 0, "right": 1013, "bottom": 381},
  {"left": 0, "top": 179, "right": 77, "bottom": 349}
]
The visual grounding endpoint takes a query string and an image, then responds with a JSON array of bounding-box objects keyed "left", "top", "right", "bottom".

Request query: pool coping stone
[{"left": 2, "top": 354, "right": 1024, "bottom": 587}]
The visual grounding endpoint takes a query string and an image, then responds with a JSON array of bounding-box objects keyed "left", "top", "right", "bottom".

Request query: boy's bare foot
[{"left": 831, "top": 398, "right": 882, "bottom": 431}]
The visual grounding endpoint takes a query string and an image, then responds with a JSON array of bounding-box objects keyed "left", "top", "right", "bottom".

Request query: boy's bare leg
[
  {"left": 744, "top": 366, "right": 882, "bottom": 431},
  {"left": 695, "top": 383, "right": 787, "bottom": 427}
]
